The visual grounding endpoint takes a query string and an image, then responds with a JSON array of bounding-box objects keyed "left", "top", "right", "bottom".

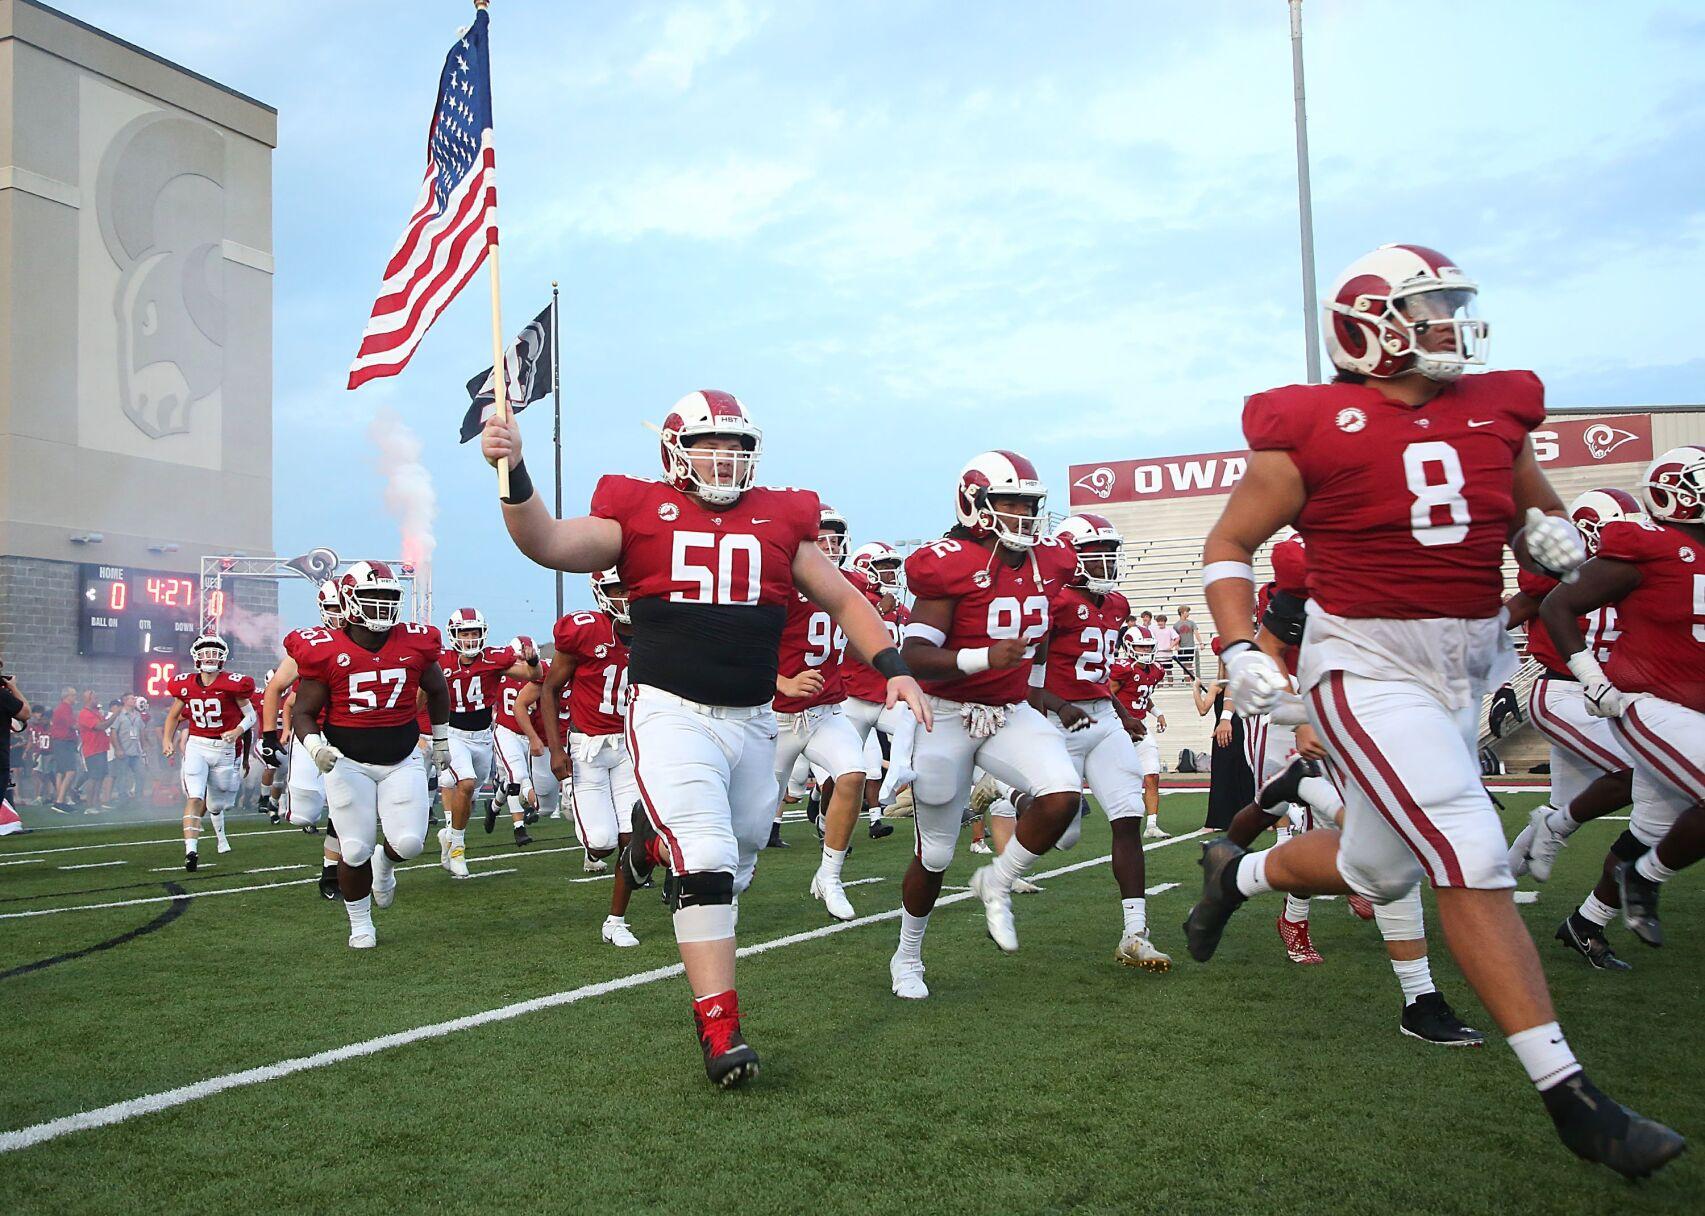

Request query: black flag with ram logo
[{"left": 459, "top": 301, "right": 553, "bottom": 443}]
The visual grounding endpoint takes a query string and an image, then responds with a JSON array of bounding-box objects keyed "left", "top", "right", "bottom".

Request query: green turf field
[{"left": 0, "top": 792, "right": 1697, "bottom": 1214}]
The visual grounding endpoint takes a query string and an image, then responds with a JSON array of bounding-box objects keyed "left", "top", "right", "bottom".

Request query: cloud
[
  {"left": 531, "top": 155, "right": 809, "bottom": 243},
  {"left": 630, "top": 0, "right": 767, "bottom": 92}
]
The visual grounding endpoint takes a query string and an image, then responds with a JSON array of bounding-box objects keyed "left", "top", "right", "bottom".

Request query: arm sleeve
[
  {"left": 1507, "top": 370, "right": 1547, "bottom": 431},
  {"left": 902, "top": 547, "right": 951, "bottom": 600},
  {"left": 1242, "top": 389, "right": 1303, "bottom": 452},
  {"left": 1595, "top": 520, "right": 1665, "bottom": 564}
]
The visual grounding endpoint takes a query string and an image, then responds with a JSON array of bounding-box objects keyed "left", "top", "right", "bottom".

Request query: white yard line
[
  {"left": 842, "top": 877, "right": 884, "bottom": 888},
  {"left": 244, "top": 864, "right": 316, "bottom": 875},
  {"left": 56, "top": 861, "right": 126, "bottom": 871},
  {"left": 464, "top": 868, "right": 518, "bottom": 881},
  {"left": 0, "top": 858, "right": 44, "bottom": 867},
  {"left": 0, "top": 831, "right": 1209, "bottom": 1153},
  {"left": 149, "top": 864, "right": 216, "bottom": 873},
  {"left": 2, "top": 825, "right": 292, "bottom": 857}
]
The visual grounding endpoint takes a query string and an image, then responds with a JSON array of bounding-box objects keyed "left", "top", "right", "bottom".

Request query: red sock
[{"left": 644, "top": 836, "right": 668, "bottom": 867}]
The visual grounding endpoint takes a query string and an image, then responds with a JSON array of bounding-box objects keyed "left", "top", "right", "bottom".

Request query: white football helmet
[
  {"left": 656, "top": 390, "right": 762, "bottom": 507},
  {"left": 1641, "top": 445, "right": 1705, "bottom": 523},
  {"left": 850, "top": 541, "right": 904, "bottom": 592},
  {"left": 191, "top": 634, "right": 228, "bottom": 675},
  {"left": 337, "top": 560, "right": 403, "bottom": 632},
  {"left": 1324, "top": 244, "right": 1488, "bottom": 382},
  {"left": 508, "top": 635, "right": 537, "bottom": 662},
  {"left": 447, "top": 607, "right": 488, "bottom": 657},
  {"left": 316, "top": 580, "right": 344, "bottom": 629},
  {"left": 1054, "top": 513, "right": 1123, "bottom": 594},
  {"left": 591, "top": 568, "right": 630, "bottom": 625},
  {"left": 817, "top": 505, "right": 849, "bottom": 565},
  {"left": 1120, "top": 628, "right": 1156, "bottom": 664},
  {"left": 956, "top": 451, "right": 1047, "bottom": 550},
  {"left": 1568, "top": 487, "right": 1643, "bottom": 555}
]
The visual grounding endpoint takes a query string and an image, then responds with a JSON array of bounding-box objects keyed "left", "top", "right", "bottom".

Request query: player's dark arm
[
  {"left": 1537, "top": 558, "right": 1642, "bottom": 660},
  {"left": 539, "top": 650, "right": 578, "bottom": 757},
  {"left": 481, "top": 412, "right": 622, "bottom": 572},
  {"left": 1502, "top": 590, "right": 1542, "bottom": 630},
  {"left": 419, "top": 660, "right": 449, "bottom": 725},
  {"left": 289, "top": 679, "right": 329, "bottom": 745},
  {"left": 1202, "top": 450, "right": 1305, "bottom": 647}
]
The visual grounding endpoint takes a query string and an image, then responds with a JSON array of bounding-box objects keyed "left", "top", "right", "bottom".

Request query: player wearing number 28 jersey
[
  {"left": 1192, "top": 243, "right": 1682, "bottom": 1177},
  {"left": 483, "top": 390, "right": 926, "bottom": 1089}
]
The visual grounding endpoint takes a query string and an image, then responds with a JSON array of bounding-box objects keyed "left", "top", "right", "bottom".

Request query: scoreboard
[{"left": 77, "top": 564, "right": 212, "bottom": 657}]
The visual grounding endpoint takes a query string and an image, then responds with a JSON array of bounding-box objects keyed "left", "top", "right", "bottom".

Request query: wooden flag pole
[{"left": 475, "top": 0, "right": 510, "bottom": 498}]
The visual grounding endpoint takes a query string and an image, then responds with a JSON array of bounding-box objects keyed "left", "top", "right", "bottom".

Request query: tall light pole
[{"left": 1289, "top": 0, "right": 1323, "bottom": 383}]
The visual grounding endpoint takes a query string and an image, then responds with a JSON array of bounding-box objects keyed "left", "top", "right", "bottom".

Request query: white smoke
[
  {"left": 368, "top": 407, "right": 438, "bottom": 575},
  {"left": 215, "top": 600, "right": 286, "bottom": 651}
]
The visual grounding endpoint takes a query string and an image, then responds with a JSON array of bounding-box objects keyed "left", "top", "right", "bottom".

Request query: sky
[{"left": 68, "top": 0, "right": 1705, "bottom": 643}]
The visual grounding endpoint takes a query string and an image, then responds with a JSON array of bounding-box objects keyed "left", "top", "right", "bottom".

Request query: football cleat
[
  {"left": 1543, "top": 1072, "right": 1687, "bottom": 1179},
  {"left": 1346, "top": 892, "right": 1376, "bottom": 920},
  {"left": 890, "top": 953, "right": 929, "bottom": 1000},
  {"left": 1524, "top": 807, "right": 1569, "bottom": 883},
  {"left": 1144, "top": 817, "right": 1168, "bottom": 840},
  {"left": 1506, "top": 819, "right": 1536, "bottom": 879},
  {"left": 215, "top": 838, "right": 232, "bottom": 855},
  {"left": 1257, "top": 756, "right": 1319, "bottom": 812},
  {"left": 447, "top": 844, "right": 470, "bottom": 880},
  {"left": 868, "top": 819, "right": 894, "bottom": 839},
  {"left": 1011, "top": 876, "right": 1044, "bottom": 895},
  {"left": 693, "top": 999, "right": 759, "bottom": 1090},
  {"left": 1399, "top": 992, "right": 1484, "bottom": 1046},
  {"left": 1277, "top": 914, "right": 1324, "bottom": 964},
  {"left": 582, "top": 854, "right": 609, "bottom": 874},
  {"left": 184, "top": 852, "right": 198, "bottom": 872},
  {"left": 809, "top": 871, "right": 856, "bottom": 921},
  {"left": 348, "top": 931, "right": 377, "bottom": 950},
  {"left": 484, "top": 799, "right": 500, "bottom": 834},
  {"left": 766, "top": 821, "right": 789, "bottom": 849},
  {"left": 372, "top": 872, "right": 396, "bottom": 910},
  {"left": 601, "top": 916, "right": 639, "bottom": 948},
  {"left": 1615, "top": 862, "right": 1663, "bottom": 947},
  {"left": 1555, "top": 915, "right": 1633, "bottom": 971},
  {"left": 968, "top": 865, "right": 1019, "bottom": 953},
  {"left": 514, "top": 825, "right": 534, "bottom": 847},
  {"left": 968, "top": 838, "right": 993, "bottom": 855},
  {"left": 523, "top": 807, "right": 539, "bottom": 825},
  {"left": 318, "top": 865, "right": 340, "bottom": 900},
  {"left": 1114, "top": 931, "right": 1172, "bottom": 972},
  {"left": 1182, "top": 838, "right": 1249, "bottom": 963},
  {"left": 438, "top": 827, "right": 452, "bottom": 869},
  {"left": 622, "top": 810, "right": 661, "bottom": 889}
]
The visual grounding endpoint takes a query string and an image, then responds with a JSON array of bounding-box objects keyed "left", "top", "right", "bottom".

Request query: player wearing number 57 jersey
[
  {"left": 161, "top": 636, "right": 255, "bottom": 870},
  {"left": 1192, "top": 243, "right": 1681, "bottom": 1177},
  {"left": 290, "top": 561, "right": 450, "bottom": 950},
  {"left": 483, "top": 389, "right": 927, "bottom": 1089}
]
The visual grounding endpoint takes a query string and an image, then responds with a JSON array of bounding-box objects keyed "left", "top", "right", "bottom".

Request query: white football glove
[
  {"left": 431, "top": 733, "right": 452, "bottom": 773},
  {"left": 878, "top": 705, "right": 918, "bottom": 805},
  {"left": 1524, "top": 508, "right": 1587, "bottom": 581},
  {"left": 304, "top": 733, "right": 343, "bottom": 774},
  {"left": 1222, "top": 641, "right": 1289, "bottom": 717},
  {"left": 1566, "top": 651, "right": 1626, "bottom": 718}
]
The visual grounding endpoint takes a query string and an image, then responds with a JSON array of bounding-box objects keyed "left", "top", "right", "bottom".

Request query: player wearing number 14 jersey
[
  {"left": 1191, "top": 243, "right": 1682, "bottom": 1177},
  {"left": 483, "top": 390, "right": 926, "bottom": 1088}
]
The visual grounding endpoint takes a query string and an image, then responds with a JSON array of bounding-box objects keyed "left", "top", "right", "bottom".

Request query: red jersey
[
  {"left": 78, "top": 707, "right": 110, "bottom": 757},
  {"left": 590, "top": 475, "right": 820, "bottom": 706},
  {"left": 1045, "top": 585, "right": 1130, "bottom": 702},
  {"left": 1244, "top": 372, "right": 1547, "bottom": 620},
  {"left": 1519, "top": 569, "right": 1619, "bottom": 674},
  {"left": 905, "top": 533, "right": 1077, "bottom": 705},
  {"left": 774, "top": 566, "right": 873, "bottom": 713},
  {"left": 844, "top": 600, "right": 910, "bottom": 703},
  {"left": 437, "top": 645, "right": 517, "bottom": 730},
  {"left": 1597, "top": 520, "right": 1705, "bottom": 711},
  {"left": 293, "top": 622, "right": 443, "bottom": 730},
  {"left": 553, "top": 611, "right": 632, "bottom": 736},
  {"left": 168, "top": 672, "right": 257, "bottom": 739},
  {"left": 494, "top": 673, "right": 544, "bottom": 737},
  {"left": 1110, "top": 661, "right": 1164, "bottom": 720}
]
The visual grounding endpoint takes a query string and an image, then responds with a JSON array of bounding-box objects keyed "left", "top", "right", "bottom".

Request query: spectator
[
  {"left": 1151, "top": 613, "right": 1180, "bottom": 683},
  {"left": 0, "top": 656, "right": 30, "bottom": 832},
  {"left": 49, "top": 688, "right": 82, "bottom": 812},
  {"left": 1195, "top": 640, "right": 1252, "bottom": 830},
  {"left": 110, "top": 695, "right": 147, "bottom": 803},
  {"left": 1174, "top": 605, "right": 1199, "bottom": 677},
  {"left": 25, "top": 705, "right": 52, "bottom": 804},
  {"left": 1138, "top": 610, "right": 1153, "bottom": 631},
  {"left": 76, "top": 691, "right": 116, "bottom": 812}
]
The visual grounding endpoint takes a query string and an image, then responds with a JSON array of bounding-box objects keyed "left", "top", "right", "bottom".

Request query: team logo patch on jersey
[
  {"left": 1335, "top": 407, "right": 1367, "bottom": 433},
  {"left": 594, "top": 644, "right": 609, "bottom": 657},
  {"left": 972, "top": 571, "right": 992, "bottom": 589},
  {"left": 1680, "top": 546, "right": 1697, "bottom": 563},
  {"left": 336, "top": 653, "right": 352, "bottom": 667},
  {"left": 658, "top": 502, "right": 680, "bottom": 521},
  {"left": 1583, "top": 423, "right": 1638, "bottom": 461},
  {"left": 1078, "top": 605, "right": 1090, "bottom": 619}
]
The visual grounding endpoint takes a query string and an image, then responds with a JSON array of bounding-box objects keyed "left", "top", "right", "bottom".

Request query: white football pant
[
  {"left": 324, "top": 749, "right": 429, "bottom": 868},
  {"left": 570, "top": 731, "right": 638, "bottom": 854},
  {"left": 1611, "top": 696, "right": 1705, "bottom": 848},
  {"left": 444, "top": 725, "right": 495, "bottom": 789},
  {"left": 179, "top": 737, "right": 241, "bottom": 812}
]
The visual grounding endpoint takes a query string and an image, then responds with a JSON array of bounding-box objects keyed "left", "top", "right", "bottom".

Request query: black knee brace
[
  {"left": 663, "top": 870, "right": 734, "bottom": 912},
  {"left": 326, "top": 819, "right": 338, "bottom": 840},
  {"left": 1610, "top": 830, "right": 1648, "bottom": 864},
  {"left": 505, "top": 782, "right": 521, "bottom": 798}
]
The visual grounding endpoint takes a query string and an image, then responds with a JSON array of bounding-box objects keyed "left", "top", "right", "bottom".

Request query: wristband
[
  {"left": 431, "top": 722, "right": 449, "bottom": 742},
  {"left": 872, "top": 646, "right": 911, "bottom": 680},
  {"left": 1202, "top": 560, "right": 1255, "bottom": 589},
  {"left": 1218, "top": 711, "right": 1232, "bottom": 724},
  {"left": 956, "top": 646, "right": 991, "bottom": 675},
  {"left": 501, "top": 458, "right": 535, "bottom": 505},
  {"left": 1218, "top": 639, "right": 1255, "bottom": 661}
]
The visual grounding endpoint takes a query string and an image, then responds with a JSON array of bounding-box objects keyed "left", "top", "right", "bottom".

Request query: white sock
[
  {"left": 819, "top": 845, "right": 847, "bottom": 880},
  {"left": 345, "top": 895, "right": 374, "bottom": 936},
  {"left": 1634, "top": 850, "right": 1675, "bottom": 884},
  {"left": 185, "top": 837, "right": 198, "bottom": 855},
  {"left": 1391, "top": 956, "right": 1435, "bottom": 1004},
  {"left": 1120, "top": 897, "right": 1147, "bottom": 936},
  {"left": 448, "top": 827, "right": 465, "bottom": 848},
  {"left": 1274, "top": 825, "right": 1292, "bottom": 846},
  {"left": 373, "top": 849, "right": 395, "bottom": 886},
  {"left": 1508, "top": 1021, "right": 1581, "bottom": 1091},
  {"left": 1297, "top": 776, "right": 1341, "bottom": 817},
  {"left": 899, "top": 909, "right": 929, "bottom": 959},
  {"left": 1544, "top": 805, "right": 1581, "bottom": 837},
  {"left": 868, "top": 805, "right": 882, "bottom": 823},
  {"left": 1578, "top": 892, "right": 1616, "bottom": 927},
  {"left": 1284, "top": 893, "right": 1311, "bottom": 922},
  {"left": 209, "top": 811, "right": 226, "bottom": 842},
  {"left": 1235, "top": 850, "right": 1273, "bottom": 898},
  {"left": 992, "top": 840, "right": 1040, "bottom": 886}
]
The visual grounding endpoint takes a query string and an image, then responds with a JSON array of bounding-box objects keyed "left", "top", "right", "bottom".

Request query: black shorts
[
  {"left": 83, "top": 753, "right": 109, "bottom": 779},
  {"left": 48, "top": 739, "right": 81, "bottom": 775}
]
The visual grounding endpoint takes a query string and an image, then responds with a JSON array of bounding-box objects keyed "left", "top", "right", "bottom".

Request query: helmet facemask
[
  {"left": 666, "top": 433, "right": 760, "bottom": 507},
  {"left": 869, "top": 558, "right": 903, "bottom": 592},
  {"left": 317, "top": 582, "right": 345, "bottom": 629},
  {"left": 817, "top": 524, "right": 848, "bottom": 566},
  {"left": 979, "top": 490, "right": 1045, "bottom": 551},
  {"left": 192, "top": 636, "right": 228, "bottom": 675},
  {"left": 1074, "top": 539, "right": 1122, "bottom": 594},
  {"left": 592, "top": 572, "right": 631, "bottom": 625},
  {"left": 1392, "top": 286, "right": 1488, "bottom": 381},
  {"left": 452, "top": 624, "right": 487, "bottom": 658}
]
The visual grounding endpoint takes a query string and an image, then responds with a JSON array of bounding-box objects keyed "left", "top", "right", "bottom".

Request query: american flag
[{"left": 348, "top": 10, "right": 497, "bottom": 389}]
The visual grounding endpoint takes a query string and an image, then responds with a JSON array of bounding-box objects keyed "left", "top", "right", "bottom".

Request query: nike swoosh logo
[
  {"left": 1467, "top": 419, "right": 1495, "bottom": 428},
  {"left": 751, "top": 518, "right": 770, "bottom": 524}
]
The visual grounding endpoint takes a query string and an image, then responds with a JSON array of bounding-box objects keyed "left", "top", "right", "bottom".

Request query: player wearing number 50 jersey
[
  {"left": 161, "top": 635, "right": 255, "bottom": 871},
  {"left": 1190, "top": 243, "right": 1681, "bottom": 1177},
  {"left": 290, "top": 561, "right": 450, "bottom": 950},
  {"left": 483, "top": 389, "right": 927, "bottom": 1089}
]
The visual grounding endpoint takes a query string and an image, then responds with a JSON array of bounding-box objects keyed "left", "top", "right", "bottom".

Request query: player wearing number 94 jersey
[
  {"left": 1192, "top": 243, "right": 1682, "bottom": 1177},
  {"left": 482, "top": 389, "right": 927, "bottom": 1089},
  {"left": 890, "top": 451, "right": 1082, "bottom": 1000},
  {"left": 290, "top": 561, "right": 450, "bottom": 951}
]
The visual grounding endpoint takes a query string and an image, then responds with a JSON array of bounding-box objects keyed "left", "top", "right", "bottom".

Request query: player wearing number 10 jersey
[
  {"left": 483, "top": 390, "right": 927, "bottom": 1089},
  {"left": 1193, "top": 243, "right": 1682, "bottom": 1177}
]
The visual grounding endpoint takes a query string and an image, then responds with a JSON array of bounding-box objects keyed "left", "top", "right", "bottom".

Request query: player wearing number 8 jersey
[
  {"left": 482, "top": 390, "right": 928, "bottom": 1089},
  {"left": 1189, "top": 243, "right": 1682, "bottom": 1177},
  {"left": 161, "top": 635, "right": 255, "bottom": 870}
]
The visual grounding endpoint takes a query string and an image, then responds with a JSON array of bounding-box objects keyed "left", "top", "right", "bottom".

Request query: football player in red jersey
[
  {"left": 846, "top": 540, "right": 912, "bottom": 826},
  {"left": 289, "top": 561, "right": 450, "bottom": 949},
  {"left": 537, "top": 569, "right": 642, "bottom": 945},
  {"left": 1109, "top": 632, "right": 1167, "bottom": 839},
  {"left": 891, "top": 451, "right": 1082, "bottom": 998},
  {"left": 491, "top": 642, "right": 548, "bottom": 845},
  {"left": 1034, "top": 514, "right": 1169, "bottom": 969},
  {"left": 1539, "top": 447, "right": 1705, "bottom": 955},
  {"left": 434, "top": 608, "right": 539, "bottom": 875},
  {"left": 483, "top": 390, "right": 927, "bottom": 1087},
  {"left": 1188, "top": 244, "right": 1682, "bottom": 1176},
  {"left": 161, "top": 635, "right": 256, "bottom": 870}
]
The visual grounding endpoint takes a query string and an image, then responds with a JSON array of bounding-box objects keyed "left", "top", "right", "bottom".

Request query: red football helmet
[
  {"left": 1324, "top": 244, "right": 1488, "bottom": 382},
  {"left": 338, "top": 560, "right": 403, "bottom": 632},
  {"left": 447, "top": 607, "right": 488, "bottom": 657},
  {"left": 1054, "top": 513, "right": 1123, "bottom": 593},
  {"left": 817, "top": 505, "right": 849, "bottom": 565},
  {"left": 1269, "top": 534, "right": 1309, "bottom": 596},
  {"left": 1641, "top": 446, "right": 1705, "bottom": 523},
  {"left": 191, "top": 634, "right": 228, "bottom": 675},
  {"left": 1568, "top": 488, "right": 1643, "bottom": 554},
  {"left": 315, "top": 580, "right": 344, "bottom": 629},
  {"left": 850, "top": 541, "right": 903, "bottom": 591},
  {"left": 591, "top": 568, "right": 630, "bottom": 625},
  {"left": 656, "top": 390, "right": 762, "bottom": 507},
  {"left": 956, "top": 451, "right": 1047, "bottom": 550}
]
